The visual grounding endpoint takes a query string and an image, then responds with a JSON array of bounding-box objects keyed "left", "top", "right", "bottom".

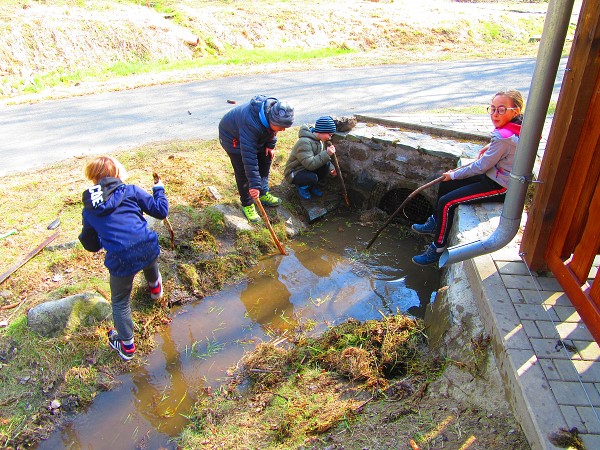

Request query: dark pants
[
  {"left": 433, "top": 175, "right": 506, "bottom": 247},
  {"left": 110, "top": 259, "right": 160, "bottom": 342},
  {"left": 227, "top": 152, "right": 272, "bottom": 207},
  {"left": 291, "top": 165, "right": 330, "bottom": 187}
]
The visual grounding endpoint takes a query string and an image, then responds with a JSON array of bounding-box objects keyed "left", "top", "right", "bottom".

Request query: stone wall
[{"left": 332, "top": 122, "right": 470, "bottom": 210}]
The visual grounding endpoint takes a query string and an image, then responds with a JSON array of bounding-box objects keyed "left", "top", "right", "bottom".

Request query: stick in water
[
  {"left": 331, "top": 152, "right": 350, "bottom": 208},
  {"left": 366, "top": 175, "right": 444, "bottom": 249},
  {"left": 254, "top": 198, "right": 287, "bottom": 255}
]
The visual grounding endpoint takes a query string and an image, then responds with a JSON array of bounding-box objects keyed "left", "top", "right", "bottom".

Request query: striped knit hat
[{"left": 313, "top": 116, "right": 336, "bottom": 134}]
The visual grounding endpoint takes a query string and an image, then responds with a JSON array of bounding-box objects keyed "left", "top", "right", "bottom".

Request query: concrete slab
[{"left": 296, "top": 190, "right": 342, "bottom": 223}]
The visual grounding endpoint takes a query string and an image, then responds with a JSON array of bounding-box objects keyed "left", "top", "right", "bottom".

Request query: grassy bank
[{"left": 0, "top": 131, "right": 298, "bottom": 447}]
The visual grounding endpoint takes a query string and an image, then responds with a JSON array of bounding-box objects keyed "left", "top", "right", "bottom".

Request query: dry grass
[{"left": 0, "top": 0, "right": 553, "bottom": 100}]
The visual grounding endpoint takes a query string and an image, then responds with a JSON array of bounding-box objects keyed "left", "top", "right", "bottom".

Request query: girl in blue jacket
[{"left": 78, "top": 156, "right": 169, "bottom": 360}]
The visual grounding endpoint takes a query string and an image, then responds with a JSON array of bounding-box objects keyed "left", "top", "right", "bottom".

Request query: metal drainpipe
[{"left": 439, "top": 0, "right": 575, "bottom": 268}]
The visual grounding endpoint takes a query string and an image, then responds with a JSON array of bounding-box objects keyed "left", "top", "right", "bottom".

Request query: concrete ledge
[
  {"left": 464, "top": 254, "right": 566, "bottom": 450},
  {"left": 355, "top": 114, "right": 490, "bottom": 143},
  {"left": 453, "top": 203, "right": 567, "bottom": 450}
]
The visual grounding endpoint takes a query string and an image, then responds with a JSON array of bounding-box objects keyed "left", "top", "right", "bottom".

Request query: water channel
[{"left": 38, "top": 211, "right": 440, "bottom": 450}]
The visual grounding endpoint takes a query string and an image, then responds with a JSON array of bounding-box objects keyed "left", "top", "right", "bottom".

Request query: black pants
[
  {"left": 433, "top": 175, "right": 506, "bottom": 247},
  {"left": 291, "top": 165, "right": 330, "bottom": 187},
  {"left": 227, "top": 152, "right": 272, "bottom": 207}
]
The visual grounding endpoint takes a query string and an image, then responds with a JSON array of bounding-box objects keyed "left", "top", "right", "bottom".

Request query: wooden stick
[
  {"left": 164, "top": 217, "right": 175, "bottom": 250},
  {"left": 153, "top": 172, "right": 175, "bottom": 249},
  {"left": 366, "top": 176, "right": 444, "bottom": 249},
  {"left": 0, "top": 231, "right": 59, "bottom": 285},
  {"left": 0, "top": 301, "right": 20, "bottom": 310},
  {"left": 331, "top": 152, "right": 350, "bottom": 208},
  {"left": 254, "top": 198, "right": 287, "bottom": 255}
]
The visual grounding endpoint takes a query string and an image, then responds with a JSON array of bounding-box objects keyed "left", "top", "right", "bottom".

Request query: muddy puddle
[{"left": 37, "top": 211, "right": 439, "bottom": 450}]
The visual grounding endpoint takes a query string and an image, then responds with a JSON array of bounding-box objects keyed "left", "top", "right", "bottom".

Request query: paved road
[{"left": 0, "top": 57, "right": 566, "bottom": 176}]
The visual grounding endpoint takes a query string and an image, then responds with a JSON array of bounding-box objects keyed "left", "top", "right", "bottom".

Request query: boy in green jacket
[{"left": 283, "top": 116, "right": 337, "bottom": 200}]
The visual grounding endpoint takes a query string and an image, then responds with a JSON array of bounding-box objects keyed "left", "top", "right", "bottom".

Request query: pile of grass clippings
[{"left": 178, "top": 314, "right": 438, "bottom": 449}]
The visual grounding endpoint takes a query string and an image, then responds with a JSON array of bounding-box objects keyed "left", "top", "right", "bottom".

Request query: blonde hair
[
  {"left": 493, "top": 89, "right": 525, "bottom": 112},
  {"left": 84, "top": 156, "right": 129, "bottom": 185}
]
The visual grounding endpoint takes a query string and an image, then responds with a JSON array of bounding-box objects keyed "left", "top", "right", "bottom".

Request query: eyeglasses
[{"left": 487, "top": 106, "right": 517, "bottom": 115}]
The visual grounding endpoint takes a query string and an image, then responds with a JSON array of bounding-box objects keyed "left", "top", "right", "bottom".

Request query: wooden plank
[
  {"left": 591, "top": 271, "right": 600, "bottom": 301},
  {"left": 546, "top": 99, "right": 599, "bottom": 261},
  {"left": 547, "top": 251, "right": 600, "bottom": 344},
  {"left": 0, "top": 232, "right": 59, "bottom": 285},
  {"left": 521, "top": 0, "right": 600, "bottom": 270},
  {"left": 569, "top": 179, "right": 600, "bottom": 282},
  {"left": 563, "top": 76, "right": 600, "bottom": 254}
]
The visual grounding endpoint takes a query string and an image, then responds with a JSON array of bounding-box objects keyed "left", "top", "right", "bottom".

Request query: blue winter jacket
[
  {"left": 78, "top": 177, "right": 169, "bottom": 277},
  {"left": 218, "top": 95, "right": 278, "bottom": 190}
]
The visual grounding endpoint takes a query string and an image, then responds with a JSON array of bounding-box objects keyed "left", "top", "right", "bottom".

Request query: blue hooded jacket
[
  {"left": 78, "top": 177, "right": 169, "bottom": 277},
  {"left": 218, "top": 95, "right": 278, "bottom": 190}
]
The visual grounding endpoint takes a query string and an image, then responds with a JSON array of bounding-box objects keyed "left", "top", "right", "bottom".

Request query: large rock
[{"left": 27, "top": 292, "right": 111, "bottom": 337}]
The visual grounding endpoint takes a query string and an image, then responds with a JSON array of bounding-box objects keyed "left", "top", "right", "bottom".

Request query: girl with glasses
[{"left": 411, "top": 89, "right": 524, "bottom": 266}]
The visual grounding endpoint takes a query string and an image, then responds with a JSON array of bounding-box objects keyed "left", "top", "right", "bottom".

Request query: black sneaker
[{"left": 108, "top": 329, "right": 135, "bottom": 361}]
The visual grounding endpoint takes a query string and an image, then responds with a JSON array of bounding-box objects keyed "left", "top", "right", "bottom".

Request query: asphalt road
[{"left": 0, "top": 57, "right": 566, "bottom": 177}]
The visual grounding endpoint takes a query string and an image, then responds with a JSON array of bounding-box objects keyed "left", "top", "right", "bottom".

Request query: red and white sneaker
[
  {"left": 148, "top": 273, "right": 163, "bottom": 300},
  {"left": 108, "top": 329, "right": 135, "bottom": 361}
]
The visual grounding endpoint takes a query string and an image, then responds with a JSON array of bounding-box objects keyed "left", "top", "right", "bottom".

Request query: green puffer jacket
[{"left": 284, "top": 124, "right": 332, "bottom": 183}]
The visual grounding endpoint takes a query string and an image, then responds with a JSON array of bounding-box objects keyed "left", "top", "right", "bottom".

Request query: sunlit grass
[{"left": 20, "top": 47, "right": 354, "bottom": 95}]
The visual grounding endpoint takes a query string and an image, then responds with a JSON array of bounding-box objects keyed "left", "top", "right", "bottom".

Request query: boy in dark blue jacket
[
  {"left": 219, "top": 94, "right": 294, "bottom": 222},
  {"left": 78, "top": 156, "right": 169, "bottom": 361}
]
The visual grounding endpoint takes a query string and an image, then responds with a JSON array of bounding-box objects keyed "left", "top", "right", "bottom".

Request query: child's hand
[
  {"left": 477, "top": 143, "right": 490, "bottom": 159},
  {"left": 152, "top": 172, "right": 164, "bottom": 189}
]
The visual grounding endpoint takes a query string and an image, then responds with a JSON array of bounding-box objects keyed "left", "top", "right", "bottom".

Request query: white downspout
[{"left": 439, "top": 0, "right": 575, "bottom": 268}]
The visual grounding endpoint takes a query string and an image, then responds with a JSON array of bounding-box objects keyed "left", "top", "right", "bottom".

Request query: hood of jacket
[
  {"left": 298, "top": 123, "right": 320, "bottom": 141},
  {"left": 82, "top": 177, "right": 125, "bottom": 216}
]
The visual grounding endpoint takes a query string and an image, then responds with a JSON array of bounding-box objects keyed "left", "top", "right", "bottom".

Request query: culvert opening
[{"left": 378, "top": 188, "right": 434, "bottom": 225}]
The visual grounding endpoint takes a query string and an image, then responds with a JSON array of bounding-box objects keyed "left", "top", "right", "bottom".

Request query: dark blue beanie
[{"left": 313, "top": 116, "right": 336, "bottom": 134}]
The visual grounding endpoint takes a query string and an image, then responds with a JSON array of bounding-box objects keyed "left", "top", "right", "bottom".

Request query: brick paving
[{"left": 362, "top": 114, "right": 600, "bottom": 450}]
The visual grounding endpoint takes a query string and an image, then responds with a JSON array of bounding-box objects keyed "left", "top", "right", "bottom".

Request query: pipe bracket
[{"left": 510, "top": 172, "right": 535, "bottom": 185}]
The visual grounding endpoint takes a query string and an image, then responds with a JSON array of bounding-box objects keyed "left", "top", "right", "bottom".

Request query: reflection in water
[{"left": 37, "top": 212, "right": 439, "bottom": 450}]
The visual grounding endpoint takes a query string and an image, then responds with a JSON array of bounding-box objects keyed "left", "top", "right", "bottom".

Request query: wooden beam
[
  {"left": 0, "top": 232, "right": 59, "bottom": 285},
  {"left": 548, "top": 71, "right": 600, "bottom": 265},
  {"left": 547, "top": 252, "right": 600, "bottom": 344},
  {"left": 521, "top": 0, "right": 600, "bottom": 270}
]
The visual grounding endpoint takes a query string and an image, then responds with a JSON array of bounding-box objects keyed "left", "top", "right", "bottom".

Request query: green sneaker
[
  {"left": 242, "top": 204, "right": 260, "bottom": 223},
  {"left": 259, "top": 192, "right": 281, "bottom": 206}
]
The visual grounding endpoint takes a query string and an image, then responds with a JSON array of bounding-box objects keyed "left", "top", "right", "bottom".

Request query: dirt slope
[{"left": 0, "top": 0, "right": 552, "bottom": 101}]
